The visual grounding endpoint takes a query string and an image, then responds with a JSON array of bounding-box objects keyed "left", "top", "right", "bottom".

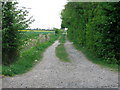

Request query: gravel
[{"left": 2, "top": 40, "right": 118, "bottom": 88}]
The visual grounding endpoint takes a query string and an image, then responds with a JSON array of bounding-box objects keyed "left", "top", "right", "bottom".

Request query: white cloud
[{"left": 18, "top": 0, "right": 67, "bottom": 29}]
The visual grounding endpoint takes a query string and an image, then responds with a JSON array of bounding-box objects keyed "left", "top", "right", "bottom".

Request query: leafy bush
[
  {"left": 55, "top": 29, "right": 59, "bottom": 34},
  {"left": 55, "top": 28, "right": 63, "bottom": 35},
  {"left": 2, "top": 2, "right": 34, "bottom": 65}
]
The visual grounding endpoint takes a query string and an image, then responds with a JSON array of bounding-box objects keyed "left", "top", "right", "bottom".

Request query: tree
[{"left": 2, "top": 1, "right": 34, "bottom": 65}]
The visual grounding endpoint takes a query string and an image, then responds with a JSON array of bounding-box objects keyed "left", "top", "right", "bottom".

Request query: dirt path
[{"left": 2, "top": 40, "right": 118, "bottom": 88}]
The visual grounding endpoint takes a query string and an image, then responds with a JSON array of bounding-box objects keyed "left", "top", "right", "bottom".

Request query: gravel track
[{"left": 2, "top": 40, "right": 118, "bottom": 88}]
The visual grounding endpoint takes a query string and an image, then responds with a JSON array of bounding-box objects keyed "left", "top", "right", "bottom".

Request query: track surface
[{"left": 2, "top": 40, "right": 118, "bottom": 88}]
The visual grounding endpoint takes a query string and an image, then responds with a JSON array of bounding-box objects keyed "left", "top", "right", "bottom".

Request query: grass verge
[
  {"left": 55, "top": 34, "right": 70, "bottom": 62},
  {"left": 2, "top": 34, "right": 58, "bottom": 76},
  {"left": 0, "top": 66, "right": 2, "bottom": 74},
  {"left": 56, "top": 44, "right": 70, "bottom": 62},
  {"left": 59, "top": 34, "right": 66, "bottom": 43},
  {"left": 74, "top": 44, "right": 118, "bottom": 72}
]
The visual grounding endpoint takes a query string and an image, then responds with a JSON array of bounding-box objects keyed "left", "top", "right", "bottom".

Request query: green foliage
[
  {"left": 55, "top": 29, "right": 60, "bottom": 34},
  {"left": 2, "top": 34, "right": 57, "bottom": 76},
  {"left": 2, "top": 2, "right": 34, "bottom": 65},
  {"left": 55, "top": 28, "right": 63, "bottom": 35},
  {"left": 59, "top": 34, "right": 66, "bottom": 44},
  {"left": 61, "top": 2, "right": 120, "bottom": 64}
]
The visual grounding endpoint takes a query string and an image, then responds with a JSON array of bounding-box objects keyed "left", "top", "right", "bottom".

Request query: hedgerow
[{"left": 61, "top": 2, "right": 120, "bottom": 64}]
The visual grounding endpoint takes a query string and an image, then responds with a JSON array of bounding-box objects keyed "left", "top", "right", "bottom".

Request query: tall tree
[{"left": 2, "top": 1, "right": 34, "bottom": 65}]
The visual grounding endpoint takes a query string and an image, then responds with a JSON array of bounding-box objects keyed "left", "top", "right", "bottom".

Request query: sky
[{"left": 18, "top": 0, "right": 68, "bottom": 29}]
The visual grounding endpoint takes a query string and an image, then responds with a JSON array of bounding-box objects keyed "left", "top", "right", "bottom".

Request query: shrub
[{"left": 2, "top": 2, "right": 34, "bottom": 65}]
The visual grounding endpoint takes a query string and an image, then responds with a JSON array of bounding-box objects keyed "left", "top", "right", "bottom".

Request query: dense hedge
[
  {"left": 2, "top": 2, "right": 34, "bottom": 65},
  {"left": 61, "top": 2, "right": 120, "bottom": 64}
]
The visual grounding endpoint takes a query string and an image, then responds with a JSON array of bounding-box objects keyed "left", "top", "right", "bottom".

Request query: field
[{"left": 18, "top": 30, "right": 55, "bottom": 33}]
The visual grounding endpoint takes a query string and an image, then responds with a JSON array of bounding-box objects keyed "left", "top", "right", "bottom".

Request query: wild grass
[
  {"left": 74, "top": 44, "right": 118, "bottom": 72},
  {"left": 56, "top": 44, "right": 70, "bottom": 62},
  {"left": 59, "top": 34, "right": 66, "bottom": 43},
  {"left": 0, "top": 66, "right": 2, "bottom": 74},
  {"left": 55, "top": 34, "right": 70, "bottom": 62},
  {"left": 2, "top": 33, "right": 58, "bottom": 76}
]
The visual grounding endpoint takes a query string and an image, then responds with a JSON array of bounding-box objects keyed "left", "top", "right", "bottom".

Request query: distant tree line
[
  {"left": 23, "top": 28, "right": 55, "bottom": 31},
  {"left": 61, "top": 2, "right": 120, "bottom": 64}
]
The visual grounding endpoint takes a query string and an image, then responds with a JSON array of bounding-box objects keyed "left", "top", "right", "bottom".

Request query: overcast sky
[{"left": 18, "top": 0, "right": 68, "bottom": 29}]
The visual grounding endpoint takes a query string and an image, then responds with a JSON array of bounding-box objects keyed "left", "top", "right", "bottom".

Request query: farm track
[{"left": 2, "top": 40, "right": 118, "bottom": 88}]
